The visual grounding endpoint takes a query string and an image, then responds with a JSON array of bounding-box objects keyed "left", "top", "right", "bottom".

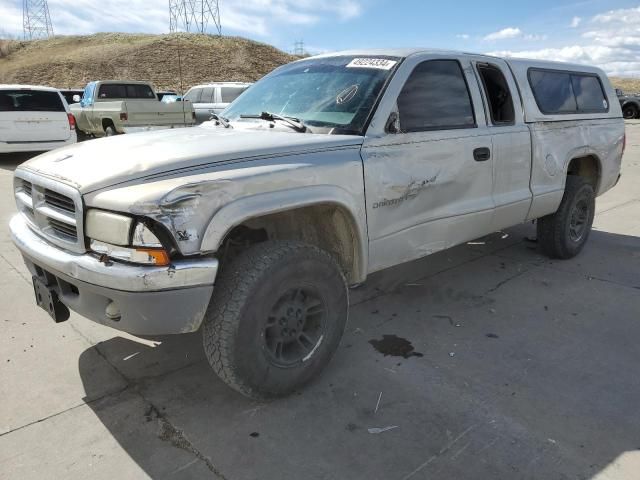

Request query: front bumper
[{"left": 10, "top": 214, "right": 218, "bottom": 335}]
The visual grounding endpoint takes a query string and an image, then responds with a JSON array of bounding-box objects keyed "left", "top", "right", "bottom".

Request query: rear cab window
[
  {"left": 98, "top": 84, "right": 127, "bottom": 99},
  {"left": 528, "top": 68, "right": 608, "bottom": 114},
  {"left": 476, "top": 63, "right": 515, "bottom": 125},
  {"left": 0, "top": 90, "right": 65, "bottom": 112},
  {"left": 125, "top": 84, "right": 156, "bottom": 99},
  {"left": 97, "top": 84, "right": 156, "bottom": 100}
]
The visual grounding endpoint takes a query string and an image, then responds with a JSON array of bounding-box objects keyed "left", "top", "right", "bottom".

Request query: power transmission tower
[
  {"left": 169, "top": 0, "right": 222, "bottom": 35},
  {"left": 23, "top": 0, "right": 54, "bottom": 40},
  {"left": 294, "top": 40, "right": 305, "bottom": 56}
]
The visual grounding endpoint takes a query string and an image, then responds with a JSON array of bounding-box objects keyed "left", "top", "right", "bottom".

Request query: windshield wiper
[
  {"left": 210, "top": 113, "right": 231, "bottom": 128},
  {"left": 240, "top": 111, "right": 307, "bottom": 132}
]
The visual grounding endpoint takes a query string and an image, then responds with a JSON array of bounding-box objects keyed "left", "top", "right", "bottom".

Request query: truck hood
[{"left": 20, "top": 125, "right": 364, "bottom": 193}]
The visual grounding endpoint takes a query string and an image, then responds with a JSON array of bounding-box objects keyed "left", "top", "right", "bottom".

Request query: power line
[
  {"left": 169, "top": 0, "right": 221, "bottom": 35},
  {"left": 23, "top": 0, "right": 54, "bottom": 40}
]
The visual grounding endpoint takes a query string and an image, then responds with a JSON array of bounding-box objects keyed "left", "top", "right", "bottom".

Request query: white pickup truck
[
  {"left": 11, "top": 50, "right": 623, "bottom": 398},
  {"left": 70, "top": 80, "right": 195, "bottom": 137}
]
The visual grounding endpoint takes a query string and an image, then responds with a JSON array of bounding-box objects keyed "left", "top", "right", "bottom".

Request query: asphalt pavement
[{"left": 1, "top": 124, "right": 639, "bottom": 480}]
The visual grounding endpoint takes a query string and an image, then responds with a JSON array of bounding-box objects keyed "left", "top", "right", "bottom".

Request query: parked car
[
  {"left": 58, "top": 89, "right": 84, "bottom": 106},
  {"left": 0, "top": 84, "right": 77, "bottom": 153},
  {"left": 616, "top": 88, "right": 640, "bottom": 119},
  {"left": 69, "top": 80, "right": 195, "bottom": 137},
  {"left": 183, "top": 82, "right": 252, "bottom": 123},
  {"left": 10, "top": 50, "right": 623, "bottom": 399}
]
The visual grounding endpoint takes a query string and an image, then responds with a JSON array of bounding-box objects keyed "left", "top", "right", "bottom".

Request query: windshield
[{"left": 222, "top": 55, "right": 401, "bottom": 135}]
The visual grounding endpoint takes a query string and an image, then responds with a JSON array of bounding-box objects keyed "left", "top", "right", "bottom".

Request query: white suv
[
  {"left": 0, "top": 85, "right": 77, "bottom": 154},
  {"left": 182, "top": 82, "right": 252, "bottom": 123}
]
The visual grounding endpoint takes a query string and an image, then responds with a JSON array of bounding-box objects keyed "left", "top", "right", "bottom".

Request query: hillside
[
  {"left": 0, "top": 34, "right": 638, "bottom": 95},
  {"left": 609, "top": 77, "right": 640, "bottom": 94},
  {"left": 0, "top": 33, "right": 297, "bottom": 92}
]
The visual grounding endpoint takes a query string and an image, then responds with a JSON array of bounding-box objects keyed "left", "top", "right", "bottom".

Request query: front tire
[
  {"left": 537, "top": 176, "right": 595, "bottom": 259},
  {"left": 202, "top": 241, "right": 348, "bottom": 399}
]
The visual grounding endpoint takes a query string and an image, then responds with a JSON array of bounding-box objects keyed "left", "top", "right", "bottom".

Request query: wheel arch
[
  {"left": 200, "top": 186, "right": 368, "bottom": 284},
  {"left": 566, "top": 153, "right": 601, "bottom": 193},
  {"left": 101, "top": 117, "right": 115, "bottom": 129}
]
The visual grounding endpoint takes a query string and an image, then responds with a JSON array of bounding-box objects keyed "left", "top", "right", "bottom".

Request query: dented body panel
[{"left": 9, "top": 48, "right": 624, "bottom": 335}]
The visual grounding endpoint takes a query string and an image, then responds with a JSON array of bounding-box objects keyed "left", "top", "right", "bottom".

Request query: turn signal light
[{"left": 136, "top": 248, "right": 170, "bottom": 266}]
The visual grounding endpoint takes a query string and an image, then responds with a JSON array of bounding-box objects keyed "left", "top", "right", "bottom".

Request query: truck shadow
[
  {"left": 0, "top": 152, "right": 43, "bottom": 172},
  {"left": 77, "top": 227, "right": 640, "bottom": 479}
]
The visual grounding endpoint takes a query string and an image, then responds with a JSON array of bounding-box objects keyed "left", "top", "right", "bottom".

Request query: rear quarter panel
[{"left": 526, "top": 119, "right": 624, "bottom": 220}]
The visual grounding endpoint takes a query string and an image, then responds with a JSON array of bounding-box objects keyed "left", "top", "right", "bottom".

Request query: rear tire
[
  {"left": 537, "top": 175, "right": 595, "bottom": 259},
  {"left": 202, "top": 241, "right": 348, "bottom": 399},
  {"left": 104, "top": 124, "right": 116, "bottom": 136},
  {"left": 623, "top": 104, "right": 638, "bottom": 120}
]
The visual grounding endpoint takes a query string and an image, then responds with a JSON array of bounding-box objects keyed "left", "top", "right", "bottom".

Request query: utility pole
[
  {"left": 23, "top": 0, "right": 54, "bottom": 40},
  {"left": 169, "top": 0, "right": 222, "bottom": 35}
]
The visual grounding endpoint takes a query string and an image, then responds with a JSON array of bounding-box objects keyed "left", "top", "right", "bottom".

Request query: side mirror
[
  {"left": 385, "top": 112, "right": 399, "bottom": 134},
  {"left": 72, "top": 94, "right": 81, "bottom": 103}
]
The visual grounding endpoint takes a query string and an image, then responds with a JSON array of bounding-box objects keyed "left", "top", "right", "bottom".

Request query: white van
[{"left": 0, "top": 85, "right": 77, "bottom": 154}]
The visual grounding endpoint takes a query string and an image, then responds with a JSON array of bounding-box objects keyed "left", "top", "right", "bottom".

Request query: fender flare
[{"left": 200, "top": 185, "right": 368, "bottom": 282}]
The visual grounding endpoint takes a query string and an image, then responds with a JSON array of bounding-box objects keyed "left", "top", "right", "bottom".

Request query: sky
[{"left": 1, "top": 0, "right": 639, "bottom": 76}]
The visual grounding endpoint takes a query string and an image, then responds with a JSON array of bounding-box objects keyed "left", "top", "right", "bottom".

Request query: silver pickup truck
[
  {"left": 11, "top": 49, "right": 624, "bottom": 398},
  {"left": 70, "top": 80, "right": 195, "bottom": 136}
]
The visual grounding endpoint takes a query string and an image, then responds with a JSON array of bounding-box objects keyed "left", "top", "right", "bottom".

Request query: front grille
[
  {"left": 14, "top": 172, "right": 85, "bottom": 253},
  {"left": 48, "top": 218, "right": 78, "bottom": 240},
  {"left": 44, "top": 189, "right": 75, "bottom": 213}
]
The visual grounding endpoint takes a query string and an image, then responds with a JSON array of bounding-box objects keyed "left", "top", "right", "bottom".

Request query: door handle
[{"left": 473, "top": 147, "right": 491, "bottom": 162}]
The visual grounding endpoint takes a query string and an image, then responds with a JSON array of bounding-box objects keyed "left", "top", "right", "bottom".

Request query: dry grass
[
  {"left": 609, "top": 77, "right": 640, "bottom": 94},
  {"left": 0, "top": 33, "right": 297, "bottom": 92}
]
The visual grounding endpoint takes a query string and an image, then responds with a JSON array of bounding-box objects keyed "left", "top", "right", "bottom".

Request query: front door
[{"left": 362, "top": 57, "right": 496, "bottom": 272}]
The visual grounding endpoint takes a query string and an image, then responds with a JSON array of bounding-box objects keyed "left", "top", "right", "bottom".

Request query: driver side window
[{"left": 395, "top": 59, "right": 476, "bottom": 133}]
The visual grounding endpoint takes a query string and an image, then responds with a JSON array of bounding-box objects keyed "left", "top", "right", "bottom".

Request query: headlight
[
  {"left": 86, "top": 209, "right": 170, "bottom": 266},
  {"left": 86, "top": 210, "right": 132, "bottom": 246}
]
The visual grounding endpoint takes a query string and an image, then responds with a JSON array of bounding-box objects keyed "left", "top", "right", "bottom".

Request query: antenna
[
  {"left": 23, "top": 0, "right": 54, "bottom": 40},
  {"left": 169, "top": 0, "right": 221, "bottom": 35}
]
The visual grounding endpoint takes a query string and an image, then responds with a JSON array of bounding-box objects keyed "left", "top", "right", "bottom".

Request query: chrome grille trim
[
  {"left": 44, "top": 189, "right": 76, "bottom": 213},
  {"left": 13, "top": 170, "right": 85, "bottom": 254}
]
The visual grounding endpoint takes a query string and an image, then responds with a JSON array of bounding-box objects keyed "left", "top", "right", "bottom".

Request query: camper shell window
[{"left": 528, "top": 68, "right": 609, "bottom": 115}]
